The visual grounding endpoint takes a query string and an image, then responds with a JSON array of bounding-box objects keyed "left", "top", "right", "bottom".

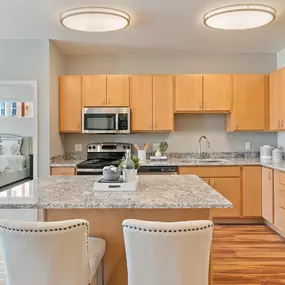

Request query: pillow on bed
[{"left": 0, "top": 139, "right": 23, "bottom": 155}]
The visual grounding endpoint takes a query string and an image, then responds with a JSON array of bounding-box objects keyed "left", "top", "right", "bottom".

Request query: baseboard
[
  {"left": 213, "top": 217, "right": 264, "bottom": 224},
  {"left": 264, "top": 220, "right": 285, "bottom": 239}
]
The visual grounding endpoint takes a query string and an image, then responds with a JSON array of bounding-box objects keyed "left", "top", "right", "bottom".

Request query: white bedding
[{"left": 0, "top": 155, "right": 26, "bottom": 173}]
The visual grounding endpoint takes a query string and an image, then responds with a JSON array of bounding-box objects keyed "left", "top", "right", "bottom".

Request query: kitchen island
[{"left": 0, "top": 175, "right": 231, "bottom": 285}]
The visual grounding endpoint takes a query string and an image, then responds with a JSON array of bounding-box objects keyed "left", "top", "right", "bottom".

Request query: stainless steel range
[{"left": 76, "top": 142, "right": 132, "bottom": 175}]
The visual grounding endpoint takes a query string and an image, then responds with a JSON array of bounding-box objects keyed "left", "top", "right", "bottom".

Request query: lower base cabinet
[
  {"left": 50, "top": 167, "right": 76, "bottom": 176},
  {"left": 178, "top": 166, "right": 262, "bottom": 219}
]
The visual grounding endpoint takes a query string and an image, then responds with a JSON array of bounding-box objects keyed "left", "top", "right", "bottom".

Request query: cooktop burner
[{"left": 77, "top": 159, "right": 121, "bottom": 169}]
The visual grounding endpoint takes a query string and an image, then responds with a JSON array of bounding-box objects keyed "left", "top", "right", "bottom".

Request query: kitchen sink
[{"left": 181, "top": 159, "right": 230, "bottom": 164}]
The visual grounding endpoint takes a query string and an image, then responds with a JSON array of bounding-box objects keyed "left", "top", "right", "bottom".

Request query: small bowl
[{"left": 103, "top": 169, "right": 121, "bottom": 181}]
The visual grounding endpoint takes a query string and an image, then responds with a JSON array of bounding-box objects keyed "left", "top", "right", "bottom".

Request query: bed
[{"left": 0, "top": 135, "right": 32, "bottom": 188}]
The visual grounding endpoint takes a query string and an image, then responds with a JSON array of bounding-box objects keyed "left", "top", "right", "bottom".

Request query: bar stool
[
  {"left": 0, "top": 219, "right": 105, "bottom": 285},
  {"left": 123, "top": 219, "right": 213, "bottom": 285}
]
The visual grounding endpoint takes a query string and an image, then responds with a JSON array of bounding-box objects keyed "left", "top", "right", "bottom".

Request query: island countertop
[{"left": 0, "top": 175, "right": 232, "bottom": 210}]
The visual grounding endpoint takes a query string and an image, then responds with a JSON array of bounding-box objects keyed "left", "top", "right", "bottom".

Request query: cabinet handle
[
  {"left": 282, "top": 120, "right": 284, "bottom": 128},
  {"left": 103, "top": 100, "right": 106, "bottom": 105},
  {"left": 78, "top": 122, "right": 80, "bottom": 130},
  {"left": 278, "top": 120, "right": 280, "bottom": 128},
  {"left": 210, "top": 179, "right": 215, "bottom": 187},
  {"left": 268, "top": 172, "right": 271, "bottom": 180},
  {"left": 149, "top": 121, "right": 152, "bottom": 129}
]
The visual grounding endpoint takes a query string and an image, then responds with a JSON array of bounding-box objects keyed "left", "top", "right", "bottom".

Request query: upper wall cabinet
[
  {"left": 175, "top": 74, "right": 231, "bottom": 113},
  {"left": 81, "top": 75, "right": 130, "bottom": 107},
  {"left": 82, "top": 75, "right": 107, "bottom": 107},
  {"left": 226, "top": 74, "right": 269, "bottom": 132},
  {"left": 59, "top": 76, "right": 82, "bottom": 133},
  {"left": 130, "top": 75, "right": 174, "bottom": 132},
  {"left": 107, "top": 75, "right": 130, "bottom": 107},
  {"left": 203, "top": 75, "right": 231, "bottom": 112},
  {"left": 270, "top": 68, "right": 285, "bottom": 131},
  {"left": 175, "top": 75, "right": 203, "bottom": 111}
]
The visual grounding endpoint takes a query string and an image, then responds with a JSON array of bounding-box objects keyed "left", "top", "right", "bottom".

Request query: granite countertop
[
  {"left": 0, "top": 175, "right": 232, "bottom": 210},
  {"left": 50, "top": 158, "right": 84, "bottom": 167}
]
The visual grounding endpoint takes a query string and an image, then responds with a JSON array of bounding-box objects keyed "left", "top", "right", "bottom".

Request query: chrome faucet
[{"left": 198, "top": 136, "right": 211, "bottom": 158}]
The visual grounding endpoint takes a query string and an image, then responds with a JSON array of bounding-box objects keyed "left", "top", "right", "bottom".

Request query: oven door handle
[{"left": 116, "top": 113, "right": 119, "bottom": 131}]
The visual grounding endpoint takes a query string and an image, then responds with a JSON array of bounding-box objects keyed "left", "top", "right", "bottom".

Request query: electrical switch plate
[
  {"left": 245, "top": 141, "right": 251, "bottom": 150},
  {"left": 75, "top": 144, "right": 82, "bottom": 152}
]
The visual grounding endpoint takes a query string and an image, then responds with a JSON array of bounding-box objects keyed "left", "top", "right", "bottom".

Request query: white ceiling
[{"left": 1, "top": 0, "right": 285, "bottom": 55}]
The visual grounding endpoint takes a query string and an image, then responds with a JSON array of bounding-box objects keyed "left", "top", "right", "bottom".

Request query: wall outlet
[
  {"left": 75, "top": 144, "right": 82, "bottom": 152},
  {"left": 245, "top": 141, "right": 251, "bottom": 150},
  {"left": 153, "top": 143, "right": 160, "bottom": 151}
]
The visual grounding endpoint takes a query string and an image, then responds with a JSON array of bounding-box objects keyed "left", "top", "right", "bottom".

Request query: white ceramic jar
[
  {"left": 272, "top": 148, "right": 283, "bottom": 163},
  {"left": 260, "top": 145, "right": 274, "bottom": 163}
]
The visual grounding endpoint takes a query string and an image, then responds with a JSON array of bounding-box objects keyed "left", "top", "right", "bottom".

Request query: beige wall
[{"left": 49, "top": 42, "right": 66, "bottom": 157}]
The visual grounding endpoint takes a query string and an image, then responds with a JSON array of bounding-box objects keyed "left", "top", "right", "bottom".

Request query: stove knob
[
  {"left": 88, "top": 146, "right": 92, "bottom": 150},
  {"left": 92, "top": 146, "right": 96, "bottom": 149},
  {"left": 123, "top": 145, "right": 126, "bottom": 149},
  {"left": 127, "top": 145, "right": 131, "bottom": 149}
]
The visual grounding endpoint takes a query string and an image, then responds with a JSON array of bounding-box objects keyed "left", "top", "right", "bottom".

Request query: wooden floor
[
  {"left": 213, "top": 225, "right": 285, "bottom": 285},
  {"left": 0, "top": 225, "right": 284, "bottom": 284}
]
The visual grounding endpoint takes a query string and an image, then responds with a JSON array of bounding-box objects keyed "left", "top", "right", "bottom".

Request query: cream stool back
[
  {"left": 123, "top": 219, "right": 213, "bottom": 285},
  {"left": 0, "top": 219, "right": 106, "bottom": 285}
]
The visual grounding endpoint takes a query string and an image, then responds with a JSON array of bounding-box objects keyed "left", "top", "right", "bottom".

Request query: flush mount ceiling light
[
  {"left": 203, "top": 4, "right": 276, "bottom": 30},
  {"left": 60, "top": 7, "right": 130, "bottom": 32}
]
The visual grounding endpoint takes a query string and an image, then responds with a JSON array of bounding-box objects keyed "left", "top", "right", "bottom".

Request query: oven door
[{"left": 82, "top": 108, "right": 117, "bottom": 133}]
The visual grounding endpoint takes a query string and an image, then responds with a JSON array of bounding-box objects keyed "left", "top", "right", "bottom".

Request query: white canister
[
  {"left": 260, "top": 145, "right": 274, "bottom": 163},
  {"left": 273, "top": 148, "right": 283, "bottom": 163},
  {"left": 138, "top": 150, "right": 146, "bottom": 162}
]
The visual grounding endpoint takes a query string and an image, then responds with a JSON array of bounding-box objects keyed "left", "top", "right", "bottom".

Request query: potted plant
[
  {"left": 119, "top": 154, "right": 141, "bottom": 175},
  {"left": 159, "top": 142, "right": 169, "bottom": 154}
]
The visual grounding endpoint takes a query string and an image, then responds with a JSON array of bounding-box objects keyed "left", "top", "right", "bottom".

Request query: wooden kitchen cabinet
[
  {"left": 262, "top": 167, "right": 274, "bottom": 223},
  {"left": 203, "top": 74, "right": 231, "bottom": 111},
  {"left": 243, "top": 166, "right": 262, "bottom": 217},
  {"left": 153, "top": 75, "right": 174, "bottom": 131},
  {"left": 130, "top": 76, "right": 153, "bottom": 131},
  {"left": 210, "top": 178, "right": 241, "bottom": 217},
  {"left": 59, "top": 76, "right": 82, "bottom": 133},
  {"left": 226, "top": 74, "right": 269, "bottom": 131},
  {"left": 50, "top": 167, "right": 76, "bottom": 176},
  {"left": 107, "top": 75, "right": 130, "bottom": 106},
  {"left": 270, "top": 68, "right": 285, "bottom": 130},
  {"left": 82, "top": 75, "right": 107, "bottom": 107},
  {"left": 175, "top": 75, "right": 203, "bottom": 112}
]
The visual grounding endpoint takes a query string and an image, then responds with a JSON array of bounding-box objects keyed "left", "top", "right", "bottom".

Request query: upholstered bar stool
[
  {"left": 123, "top": 219, "right": 213, "bottom": 285},
  {"left": 0, "top": 219, "right": 106, "bottom": 285}
]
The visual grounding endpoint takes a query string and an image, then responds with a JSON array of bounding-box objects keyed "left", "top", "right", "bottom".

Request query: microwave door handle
[{"left": 116, "top": 113, "right": 119, "bottom": 131}]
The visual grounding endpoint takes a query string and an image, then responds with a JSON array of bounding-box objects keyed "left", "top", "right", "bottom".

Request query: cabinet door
[
  {"left": 50, "top": 167, "right": 76, "bottom": 176},
  {"left": 107, "top": 75, "right": 130, "bottom": 106},
  {"left": 59, "top": 76, "right": 82, "bottom": 132},
  {"left": 243, "top": 166, "right": 262, "bottom": 217},
  {"left": 175, "top": 75, "right": 202, "bottom": 111},
  {"left": 82, "top": 75, "right": 106, "bottom": 107},
  {"left": 270, "top": 70, "right": 280, "bottom": 130},
  {"left": 279, "top": 67, "right": 285, "bottom": 129},
  {"left": 262, "top": 167, "right": 274, "bottom": 223},
  {"left": 203, "top": 74, "right": 231, "bottom": 111},
  {"left": 130, "top": 76, "right": 153, "bottom": 131},
  {"left": 153, "top": 75, "right": 174, "bottom": 131},
  {"left": 211, "top": 178, "right": 241, "bottom": 217},
  {"left": 231, "top": 74, "right": 268, "bottom": 131}
]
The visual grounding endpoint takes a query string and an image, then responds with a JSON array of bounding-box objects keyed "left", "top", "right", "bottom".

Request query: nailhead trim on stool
[{"left": 122, "top": 223, "right": 214, "bottom": 232}]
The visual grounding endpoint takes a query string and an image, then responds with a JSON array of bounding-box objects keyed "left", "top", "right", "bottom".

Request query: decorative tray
[{"left": 94, "top": 176, "right": 139, "bottom": 192}]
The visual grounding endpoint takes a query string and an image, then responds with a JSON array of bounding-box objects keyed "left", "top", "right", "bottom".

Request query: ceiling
[{"left": 1, "top": 0, "right": 285, "bottom": 55}]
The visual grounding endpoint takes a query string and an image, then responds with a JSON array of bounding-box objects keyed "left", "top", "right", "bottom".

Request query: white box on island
[{"left": 94, "top": 176, "right": 139, "bottom": 192}]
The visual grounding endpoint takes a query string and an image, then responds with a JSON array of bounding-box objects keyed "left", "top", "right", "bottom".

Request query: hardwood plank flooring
[
  {"left": 0, "top": 225, "right": 284, "bottom": 284},
  {"left": 213, "top": 225, "right": 285, "bottom": 285}
]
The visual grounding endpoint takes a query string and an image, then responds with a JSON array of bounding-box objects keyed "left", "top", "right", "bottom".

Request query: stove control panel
[{"left": 87, "top": 143, "right": 132, "bottom": 153}]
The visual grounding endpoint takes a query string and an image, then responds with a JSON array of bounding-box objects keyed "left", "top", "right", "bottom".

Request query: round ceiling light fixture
[
  {"left": 203, "top": 4, "right": 276, "bottom": 30},
  {"left": 60, "top": 7, "right": 130, "bottom": 32}
]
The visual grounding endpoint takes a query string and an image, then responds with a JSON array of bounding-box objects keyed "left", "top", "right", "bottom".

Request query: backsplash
[{"left": 62, "top": 114, "right": 277, "bottom": 155}]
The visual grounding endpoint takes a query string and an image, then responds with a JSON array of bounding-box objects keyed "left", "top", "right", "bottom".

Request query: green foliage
[
  {"left": 119, "top": 155, "right": 141, "bottom": 169},
  {"left": 159, "top": 141, "right": 169, "bottom": 153}
]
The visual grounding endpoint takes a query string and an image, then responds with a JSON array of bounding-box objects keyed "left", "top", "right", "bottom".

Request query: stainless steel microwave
[{"left": 82, "top": 107, "right": 130, "bottom": 134}]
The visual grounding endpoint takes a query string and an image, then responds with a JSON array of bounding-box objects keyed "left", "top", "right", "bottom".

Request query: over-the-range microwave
[{"left": 82, "top": 107, "right": 130, "bottom": 134}]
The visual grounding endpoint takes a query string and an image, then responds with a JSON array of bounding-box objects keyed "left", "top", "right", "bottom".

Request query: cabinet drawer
[
  {"left": 50, "top": 167, "right": 76, "bottom": 176},
  {"left": 178, "top": 166, "right": 240, "bottom": 177},
  {"left": 279, "top": 184, "right": 285, "bottom": 209},
  {"left": 279, "top": 171, "right": 285, "bottom": 186}
]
